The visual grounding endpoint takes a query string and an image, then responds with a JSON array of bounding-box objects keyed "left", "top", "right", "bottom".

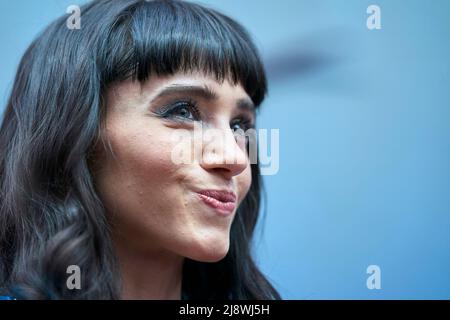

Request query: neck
[{"left": 113, "top": 236, "right": 184, "bottom": 300}]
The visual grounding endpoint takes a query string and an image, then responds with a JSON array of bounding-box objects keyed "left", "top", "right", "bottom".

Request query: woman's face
[{"left": 92, "top": 72, "right": 255, "bottom": 262}]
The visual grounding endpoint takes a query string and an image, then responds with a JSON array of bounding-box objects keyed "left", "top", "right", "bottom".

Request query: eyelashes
[
  {"left": 157, "top": 99, "right": 201, "bottom": 122},
  {"left": 156, "top": 99, "right": 255, "bottom": 131}
]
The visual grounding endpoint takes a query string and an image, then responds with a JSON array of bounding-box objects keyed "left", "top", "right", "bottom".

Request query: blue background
[{"left": 1, "top": 0, "right": 449, "bottom": 299}]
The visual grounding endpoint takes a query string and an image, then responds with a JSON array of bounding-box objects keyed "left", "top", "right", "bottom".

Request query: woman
[{"left": 0, "top": 0, "right": 280, "bottom": 299}]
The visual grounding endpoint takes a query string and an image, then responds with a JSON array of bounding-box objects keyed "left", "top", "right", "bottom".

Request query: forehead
[
  {"left": 144, "top": 71, "right": 250, "bottom": 99},
  {"left": 106, "top": 71, "right": 255, "bottom": 114}
]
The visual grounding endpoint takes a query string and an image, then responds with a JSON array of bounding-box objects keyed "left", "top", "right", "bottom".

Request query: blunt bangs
[{"left": 97, "top": 0, "right": 267, "bottom": 107}]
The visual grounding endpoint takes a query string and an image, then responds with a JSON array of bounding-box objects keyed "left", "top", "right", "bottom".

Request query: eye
[
  {"left": 230, "top": 117, "right": 254, "bottom": 132},
  {"left": 159, "top": 100, "right": 201, "bottom": 121}
]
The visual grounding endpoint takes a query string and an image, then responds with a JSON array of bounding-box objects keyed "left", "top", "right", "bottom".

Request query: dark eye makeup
[
  {"left": 156, "top": 98, "right": 201, "bottom": 122},
  {"left": 154, "top": 98, "right": 255, "bottom": 131}
]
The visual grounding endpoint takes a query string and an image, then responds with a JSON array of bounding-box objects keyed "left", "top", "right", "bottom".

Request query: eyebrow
[{"left": 149, "top": 84, "right": 256, "bottom": 115}]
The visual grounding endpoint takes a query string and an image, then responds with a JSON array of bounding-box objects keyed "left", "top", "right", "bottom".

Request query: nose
[{"left": 200, "top": 125, "right": 249, "bottom": 179}]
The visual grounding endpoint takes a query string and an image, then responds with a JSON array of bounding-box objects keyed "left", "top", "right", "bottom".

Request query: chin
[{"left": 184, "top": 233, "right": 231, "bottom": 263}]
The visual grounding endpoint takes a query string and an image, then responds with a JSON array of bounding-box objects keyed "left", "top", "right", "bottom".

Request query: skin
[{"left": 91, "top": 71, "right": 255, "bottom": 299}]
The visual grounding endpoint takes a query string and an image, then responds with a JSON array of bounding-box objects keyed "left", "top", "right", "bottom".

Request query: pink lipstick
[{"left": 197, "top": 189, "right": 237, "bottom": 216}]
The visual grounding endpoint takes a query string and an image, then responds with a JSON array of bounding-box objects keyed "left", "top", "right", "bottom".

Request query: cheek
[
  {"left": 93, "top": 117, "right": 185, "bottom": 242},
  {"left": 236, "top": 164, "right": 252, "bottom": 205},
  {"left": 105, "top": 123, "right": 176, "bottom": 194}
]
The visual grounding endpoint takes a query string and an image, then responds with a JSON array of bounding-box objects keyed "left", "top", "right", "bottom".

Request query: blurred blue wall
[{"left": 1, "top": 0, "right": 449, "bottom": 299}]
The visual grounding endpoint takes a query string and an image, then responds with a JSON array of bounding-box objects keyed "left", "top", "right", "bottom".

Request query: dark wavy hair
[{"left": 0, "top": 0, "right": 280, "bottom": 299}]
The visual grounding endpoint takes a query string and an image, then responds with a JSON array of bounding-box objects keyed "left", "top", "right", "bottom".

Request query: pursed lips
[{"left": 196, "top": 189, "right": 237, "bottom": 215}]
